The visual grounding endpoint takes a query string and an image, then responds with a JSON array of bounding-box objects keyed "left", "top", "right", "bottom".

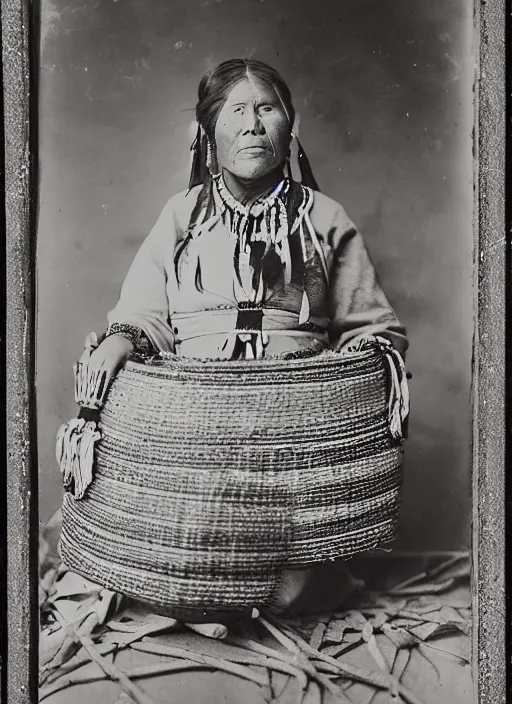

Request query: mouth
[{"left": 238, "top": 146, "right": 269, "bottom": 154}]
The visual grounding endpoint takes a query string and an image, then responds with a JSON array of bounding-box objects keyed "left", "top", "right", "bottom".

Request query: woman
[
  {"left": 48, "top": 58, "right": 408, "bottom": 624},
  {"left": 79, "top": 58, "right": 406, "bottom": 385}
]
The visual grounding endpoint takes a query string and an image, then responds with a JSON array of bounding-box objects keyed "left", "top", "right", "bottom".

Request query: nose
[{"left": 242, "top": 107, "right": 266, "bottom": 136}]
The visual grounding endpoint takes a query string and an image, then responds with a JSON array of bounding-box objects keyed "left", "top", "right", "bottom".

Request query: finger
[
  {"left": 74, "top": 361, "right": 90, "bottom": 404},
  {"left": 83, "top": 363, "right": 97, "bottom": 401},
  {"left": 95, "top": 359, "right": 123, "bottom": 402},
  {"left": 91, "top": 368, "right": 104, "bottom": 400},
  {"left": 85, "top": 364, "right": 109, "bottom": 406},
  {"left": 185, "top": 622, "right": 228, "bottom": 639},
  {"left": 73, "top": 363, "right": 80, "bottom": 401},
  {"left": 94, "top": 369, "right": 110, "bottom": 405},
  {"left": 77, "top": 361, "right": 103, "bottom": 406}
]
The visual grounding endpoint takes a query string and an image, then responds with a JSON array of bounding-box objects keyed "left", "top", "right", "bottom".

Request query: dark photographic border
[{"left": 2, "top": 1, "right": 508, "bottom": 702}]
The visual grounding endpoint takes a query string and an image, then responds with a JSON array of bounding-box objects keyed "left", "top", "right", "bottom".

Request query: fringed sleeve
[
  {"left": 107, "top": 199, "right": 179, "bottom": 354},
  {"left": 327, "top": 206, "right": 409, "bottom": 359}
]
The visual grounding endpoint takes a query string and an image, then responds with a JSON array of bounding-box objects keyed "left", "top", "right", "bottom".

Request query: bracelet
[{"left": 105, "top": 322, "right": 144, "bottom": 349}]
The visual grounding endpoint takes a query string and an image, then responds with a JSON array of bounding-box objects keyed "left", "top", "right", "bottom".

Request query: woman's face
[{"left": 214, "top": 77, "right": 291, "bottom": 182}]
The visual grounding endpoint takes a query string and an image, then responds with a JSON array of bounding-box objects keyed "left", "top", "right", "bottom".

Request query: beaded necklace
[
  {"left": 213, "top": 174, "right": 292, "bottom": 305},
  {"left": 177, "top": 174, "right": 329, "bottom": 328}
]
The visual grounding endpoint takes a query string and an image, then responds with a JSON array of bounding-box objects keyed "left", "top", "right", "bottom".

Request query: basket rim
[{"left": 124, "top": 344, "right": 383, "bottom": 379}]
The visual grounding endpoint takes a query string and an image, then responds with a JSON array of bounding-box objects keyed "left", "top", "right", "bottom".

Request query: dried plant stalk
[{"left": 129, "top": 640, "right": 268, "bottom": 686}]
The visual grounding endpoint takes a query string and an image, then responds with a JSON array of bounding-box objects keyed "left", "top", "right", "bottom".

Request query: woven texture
[{"left": 60, "top": 343, "right": 404, "bottom": 611}]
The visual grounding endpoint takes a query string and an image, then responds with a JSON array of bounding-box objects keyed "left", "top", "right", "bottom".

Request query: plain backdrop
[{"left": 37, "top": 0, "right": 473, "bottom": 550}]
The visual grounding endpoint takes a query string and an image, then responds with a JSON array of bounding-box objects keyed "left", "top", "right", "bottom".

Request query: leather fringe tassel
[
  {"left": 56, "top": 331, "right": 104, "bottom": 500},
  {"left": 384, "top": 344, "right": 410, "bottom": 440},
  {"left": 342, "top": 335, "right": 410, "bottom": 440},
  {"left": 56, "top": 418, "right": 101, "bottom": 500}
]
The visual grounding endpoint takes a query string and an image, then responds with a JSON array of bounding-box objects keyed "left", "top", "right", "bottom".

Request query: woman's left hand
[{"left": 74, "top": 332, "right": 133, "bottom": 407}]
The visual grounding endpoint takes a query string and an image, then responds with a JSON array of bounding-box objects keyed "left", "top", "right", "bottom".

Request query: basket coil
[{"left": 59, "top": 339, "right": 407, "bottom": 614}]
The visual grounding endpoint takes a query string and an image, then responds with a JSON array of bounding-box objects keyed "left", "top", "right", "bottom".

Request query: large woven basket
[{"left": 59, "top": 339, "right": 406, "bottom": 616}]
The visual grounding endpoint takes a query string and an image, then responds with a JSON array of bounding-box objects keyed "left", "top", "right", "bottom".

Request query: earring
[
  {"left": 207, "top": 140, "right": 220, "bottom": 177},
  {"left": 206, "top": 140, "right": 212, "bottom": 171}
]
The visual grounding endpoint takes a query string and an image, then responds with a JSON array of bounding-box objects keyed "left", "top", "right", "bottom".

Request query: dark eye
[
  {"left": 260, "top": 105, "right": 274, "bottom": 113},
  {"left": 234, "top": 106, "right": 244, "bottom": 114}
]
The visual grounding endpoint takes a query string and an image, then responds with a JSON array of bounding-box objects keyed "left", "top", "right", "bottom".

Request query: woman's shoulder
[
  {"left": 310, "top": 188, "right": 343, "bottom": 213},
  {"left": 153, "top": 185, "right": 203, "bottom": 233},
  {"left": 167, "top": 184, "right": 203, "bottom": 206},
  {"left": 307, "top": 187, "right": 353, "bottom": 233},
  {"left": 163, "top": 185, "right": 203, "bottom": 215}
]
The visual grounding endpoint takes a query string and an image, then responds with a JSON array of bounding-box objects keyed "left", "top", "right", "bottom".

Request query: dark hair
[{"left": 185, "top": 59, "right": 318, "bottom": 238}]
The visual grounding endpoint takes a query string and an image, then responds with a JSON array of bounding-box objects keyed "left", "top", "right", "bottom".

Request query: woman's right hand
[{"left": 76, "top": 334, "right": 134, "bottom": 406}]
